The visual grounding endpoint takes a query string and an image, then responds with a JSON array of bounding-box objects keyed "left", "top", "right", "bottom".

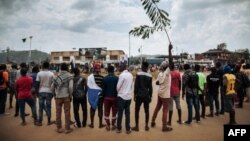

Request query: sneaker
[
  {"left": 177, "top": 120, "right": 182, "bottom": 124},
  {"left": 184, "top": 121, "right": 191, "bottom": 125},
  {"left": 116, "top": 129, "right": 121, "bottom": 133},
  {"left": 126, "top": 130, "right": 132, "bottom": 134},
  {"left": 111, "top": 125, "right": 116, "bottom": 130},
  {"left": 14, "top": 113, "right": 19, "bottom": 117},
  {"left": 131, "top": 126, "right": 139, "bottom": 131},
  {"left": 57, "top": 128, "right": 64, "bottom": 133},
  {"left": 145, "top": 126, "right": 149, "bottom": 131},
  {"left": 74, "top": 123, "right": 81, "bottom": 128},
  {"left": 99, "top": 124, "right": 106, "bottom": 128},
  {"left": 167, "top": 122, "right": 171, "bottom": 126},
  {"left": 151, "top": 122, "right": 156, "bottom": 127},
  {"left": 47, "top": 121, "right": 56, "bottom": 126},
  {"left": 65, "top": 128, "right": 73, "bottom": 134},
  {"left": 88, "top": 124, "right": 94, "bottom": 128},
  {"left": 82, "top": 123, "right": 86, "bottom": 128},
  {"left": 206, "top": 114, "right": 214, "bottom": 117},
  {"left": 162, "top": 127, "right": 173, "bottom": 132},
  {"left": 196, "top": 120, "right": 201, "bottom": 124},
  {"left": 24, "top": 113, "right": 30, "bottom": 116},
  {"left": 70, "top": 121, "right": 75, "bottom": 125},
  {"left": 34, "top": 121, "right": 42, "bottom": 126},
  {"left": 215, "top": 112, "right": 219, "bottom": 116}
]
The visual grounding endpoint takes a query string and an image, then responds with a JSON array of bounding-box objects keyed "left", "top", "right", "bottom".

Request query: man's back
[
  {"left": 207, "top": 73, "right": 220, "bottom": 93},
  {"left": 103, "top": 74, "right": 118, "bottom": 97},
  {"left": 170, "top": 70, "right": 181, "bottom": 96},
  {"left": 134, "top": 71, "right": 152, "bottom": 98},
  {"left": 36, "top": 70, "right": 54, "bottom": 93}
]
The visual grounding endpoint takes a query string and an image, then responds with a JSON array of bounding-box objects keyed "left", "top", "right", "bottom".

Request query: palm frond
[{"left": 129, "top": 25, "right": 155, "bottom": 39}]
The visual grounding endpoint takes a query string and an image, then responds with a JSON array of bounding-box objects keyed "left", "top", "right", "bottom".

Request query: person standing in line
[
  {"left": 206, "top": 67, "right": 220, "bottom": 117},
  {"left": 116, "top": 63, "right": 133, "bottom": 134},
  {"left": 242, "top": 64, "right": 250, "bottom": 102},
  {"left": 87, "top": 63, "right": 105, "bottom": 128},
  {"left": 36, "top": 61, "right": 55, "bottom": 125},
  {"left": 0, "top": 64, "right": 9, "bottom": 116},
  {"left": 223, "top": 65, "right": 237, "bottom": 124},
  {"left": 151, "top": 44, "right": 173, "bottom": 132},
  {"left": 8, "top": 64, "right": 18, "bottom": 110},
  {"left": 167, "top": 63, "right": 182, "bottom": 126},
  {"left": 216, "top": 62, "right": 225, "bottom": 115},
  {"left": 234, "top": 64, "right": 248, "bottom": 108},
  {"left": 103, "top": 65, "right": 119, "bottom": 131},
  {"left": 131, "top": 61, "right": 152, "bottom": 132},
  {"left": 51, "top": 63, "right": 74, "bottom": 133},
  {"left": 15, "top": 64, "right": 41, "bottom": 126},
  {"left": 30, "top": 65, "right": 40, "bottom": 115},
  {"left": 72, "top": 67, "right": 88, "bottom": 128},
  {"left": 182, "top": 64, "right": 200, "bottom": 125},
  {"left": 195, "top": 64, "right": 206, "bottom": 119}
]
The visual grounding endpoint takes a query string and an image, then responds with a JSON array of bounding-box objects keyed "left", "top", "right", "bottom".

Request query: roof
[{"left": 203, "top": 49, "right": 232, "bottom": 54}]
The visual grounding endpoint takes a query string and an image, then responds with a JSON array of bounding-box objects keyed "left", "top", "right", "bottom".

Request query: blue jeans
[
  {"left": 38, "top": 92, "right": 53, "bottom": 123},
  {"left": 18, "top": 98, "right": 37, "bottom": 122},
  {"left": 186, "top": 94, "right": 200, "bottom": 122},
  {"left": 209, "top": 91, "right": 219, "bottom": 113},
  {"left": 117, "top": 97, "right": 131, "bottom": 131}
]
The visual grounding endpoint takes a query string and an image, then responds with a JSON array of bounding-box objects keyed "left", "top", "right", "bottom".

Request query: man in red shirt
[
  {"left": 167, "top": 64, "right": 182, "bottom": 126},
  {"left": 15, "top": 65, "right": 41, "bottom": 126}
]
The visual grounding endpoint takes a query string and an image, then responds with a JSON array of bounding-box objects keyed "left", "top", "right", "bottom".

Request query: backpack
[
  {"left": 0, "top": 71, "right": 5, "bottom": 85},
  {"left": 73, "top": 77, "right": 86, "bottom": 98},
  {"left": 187, "top": 71, "right": 199, "bottom": 90}
]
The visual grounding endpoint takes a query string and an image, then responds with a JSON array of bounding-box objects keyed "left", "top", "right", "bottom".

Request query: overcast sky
[{"left": 0, "top": 0, "right": 249, "bottom": 56}]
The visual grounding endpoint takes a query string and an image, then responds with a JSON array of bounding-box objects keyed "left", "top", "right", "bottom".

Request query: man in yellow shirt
[{"left": 223, "top": 65, "right": 237, "bottom": 125}]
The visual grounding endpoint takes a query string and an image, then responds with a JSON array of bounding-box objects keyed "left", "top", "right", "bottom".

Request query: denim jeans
[
  {"left": 38, "top": 92, "right": 53, "bottom": 123},
  {"left": 18, "top": 98, "right": 37, "bottom": 122},
  {"left": 117, "top": 97, "right": 131, "bottom": 131},
  {"left": 209, "top": 91, "right": 219, "bottom": 113},
  {"left": 186, "top": 94, "right": 200, "bottom": 122}
]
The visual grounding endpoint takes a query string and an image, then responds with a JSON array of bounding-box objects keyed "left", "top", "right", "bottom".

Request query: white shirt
[
  {"left": 157, "top": 68, "right": 171, "bottom": 98},
  {"left": 36, "top": 70, "right": 54, "bottom": 93},
  {"left": 117, "top": 70, "right": 133, "bottom": 100}
]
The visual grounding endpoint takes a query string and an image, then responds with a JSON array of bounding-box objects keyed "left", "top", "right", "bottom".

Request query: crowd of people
[{"left": 0, "top": 44, "right": 250, "bottom": 135}]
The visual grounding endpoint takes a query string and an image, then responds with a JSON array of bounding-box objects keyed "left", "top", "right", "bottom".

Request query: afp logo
[{"left": 224, "top": 125, "right": 250, "bottom": 141}]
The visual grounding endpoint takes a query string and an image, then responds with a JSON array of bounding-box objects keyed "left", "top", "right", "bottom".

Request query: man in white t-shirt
[{"left": 36, "top": 61, "right": 55, "bottom": 125}]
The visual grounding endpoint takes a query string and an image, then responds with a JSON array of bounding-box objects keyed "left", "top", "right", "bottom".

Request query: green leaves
[
  {"left": 130, "top": 0, "right": 171, "bottom": 40},
  {"left": 129, "top": 25, "right": 155, "bottom": 39}
]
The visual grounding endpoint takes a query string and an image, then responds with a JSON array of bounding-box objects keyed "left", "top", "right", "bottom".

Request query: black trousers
[
  {"left": 0, "top": 89, "right": 8, "bottom": 114},
  {"left": 73, "top": 96, "right": 87, "bottom": 126},
  {"left": 134, "top": 97, "right": 150, "bottom": 126},
  {"left": 90, "top": 98, "right": 103, "bottom": 125}
]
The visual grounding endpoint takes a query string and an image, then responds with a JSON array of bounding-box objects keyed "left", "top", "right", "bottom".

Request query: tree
[
  {"left": 129, "top": 0, "right": 171, "bottom": 43},
  {"left": 217, "top": 43, "right": 227, "bottom": 50}
]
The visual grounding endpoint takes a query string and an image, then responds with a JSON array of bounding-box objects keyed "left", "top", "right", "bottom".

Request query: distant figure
[
  {"left": 132, "top": 61, "right": 152, "bottom": 131},
  {"left": 216, "top": 62, "right": 225, "bottom": 115},
  {"left": 103, "top": 65, "right": 118, "bottom": 131},
  {"left": 242, "top": 64, "right": 250, "bottom": 102},
  {"left": 116, "top": 63, "right": 133, "bottom": 134}
]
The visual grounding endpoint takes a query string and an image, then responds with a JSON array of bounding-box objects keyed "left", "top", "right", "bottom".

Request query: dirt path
[{"left": 0, "top": 82, "right": 250, "bottom": 141}]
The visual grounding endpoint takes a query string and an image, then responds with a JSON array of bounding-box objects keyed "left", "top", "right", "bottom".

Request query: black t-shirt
[{"left": 207, "top": 73, "right": 220, "bottom": 93}]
